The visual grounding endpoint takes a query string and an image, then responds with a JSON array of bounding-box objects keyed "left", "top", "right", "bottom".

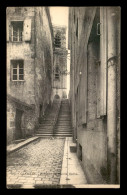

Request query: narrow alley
[
  {"left": 6, "top": 6, "right": 120, "bottom": 189},
  {"left": 7, "top": 100, "right": 87, "bottom": 188}
]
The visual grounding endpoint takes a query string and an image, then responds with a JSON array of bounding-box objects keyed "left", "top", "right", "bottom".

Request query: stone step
[
  {"left": 38, "top": 126, "right": 53, "bottom": 129},
  {"left": 58, "top": 119, "right": 71, "bottom": 121},
  {"left": 36, "top": 130, "right": 53, "bottom": 132},
  {"left": 55, "top": 126, "right": 72, "bottom": 129},
  {"left": 56, "top": 128, "right": 71, "bottom": 130},
  {"left": 57, "top": 117, "right": 71, "bottom": 119},
  {"left": 57, "top": 119, "right": 71, "bottom": 121},
  {"left": 36, "top": 99, "right": 72, "bottom": 138},
  {"left": 54, "top": 128, "right": 72, "bottom": 131},
  {"left": 56, "top": 125, "right": 71, "bottom": 127},
  {"left": 57, "top": 122, "right": 71, "bottom": 123},
  {"left": 60, "top": 111, "right": 70, "bottom": 112},
  {"left": 39, "top": 124, "right": 53, "bottom": 126},
  {"left": 40, "top": 123, "right": 53, "bottom": 126},
  {"left": 55, "top": 127, "right": 71, "bottom": 129},
  {"left": 57, "top": 122, "right": 71, "bottom": 124},
  {"left": 42, "top": 119, "right": 54, "bottom": 121},
  {"left": 54, "top": 130, "right": 72, "bottom": 132},
  {"left": 36, "top": 131, "right": 53, "bottom": 133},
  {"left": 57, "top": 120, "right": 71, "bottom": 122},
  {"left": 59, "top": 109, "right": 70, "bottom": 110},
  {"left": 37, "top": 129, "right": 53, "bottom": 132},
  {"left": 54, "top": 134, "right": 72, "bottom": 137},
  {"left": 54, "top": 129, "right": 72, "bottom": 131},
  {"left": 37, "top": 129, "right": 53, "bottom": 131},
  {"left": 36, "top": 134, "right": 53, "bottom": 137},
  {"left": 58, "top": 115, "right": 71, "bottom": 117},
  {"left": 39, "top": 125, "right": 53, "bottom": 128},
  {"left": 54, "top": 132, "right": 72, "bottom": 134},
  {"left": 36, "top": 133, "right": 53, "bottom": 135},
  {"left": 57, "top": 121, "right": 71, "bottom": 123},
  {"left": 60, "top": 112, "right": 70, "bottom": 114},
  {"left": 58, "top": 118, "right": 71, "bottom": 119}
]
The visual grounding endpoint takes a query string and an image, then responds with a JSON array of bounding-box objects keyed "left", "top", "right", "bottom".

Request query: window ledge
[
  {"left": 10, "top": 41, "right": 23, "bottom": 43},
  {"left": 11, "top": 80, "right": 25, "bottom": 82}
]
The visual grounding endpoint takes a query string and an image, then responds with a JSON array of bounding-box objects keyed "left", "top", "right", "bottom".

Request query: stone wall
[
  {"left": 34, "top": 7, "right": 54, "bottom": 120},
  {"left": 7, "top": 96, "right": 36, "bottom": 144},
  {"left": 7, "top": 7, "right": 35, "bottom": 105},
  {"left": 68, "top": 7, "right": 120, "bottom": 184},
  {"left": 6, "top": 7, "right": 54, "bottom": 144},
  {"left": 77, "top": 38, "right": 107, "bottom": 184},
  {"left": 116, "top": 8, "right": 120, "bottom": 184}
]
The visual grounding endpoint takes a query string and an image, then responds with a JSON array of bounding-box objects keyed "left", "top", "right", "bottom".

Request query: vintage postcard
[{"left": 6, "top": 6, "right": 120, "bottom": 189}]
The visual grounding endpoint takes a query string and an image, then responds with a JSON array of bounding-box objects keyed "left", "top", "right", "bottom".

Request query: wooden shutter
[
  {"left": 24, "top": 19, "right": 31, "bottom": 41},
  {"left": 100, "top": 7, "right": 107, "bottom": 116},
  {"left": 96, "top": 62, "right": 101, "bottom": 118},
  {"left": 6, "top": 19, "right": 10, "bottom": 42},
  {"left": 80, "top": 48, "right": 87, "bottom": 125}
]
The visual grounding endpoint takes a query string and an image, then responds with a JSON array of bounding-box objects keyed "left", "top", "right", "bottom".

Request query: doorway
[{"left": 15, "top": 109, "right": 23, "bottom": 140}]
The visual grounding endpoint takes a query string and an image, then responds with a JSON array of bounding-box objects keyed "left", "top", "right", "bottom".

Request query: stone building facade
[
  {"left": 52, "top": 25, "right": 68, "bottom": 100},
  {"left": 68, "top": 7, "right": 120, "bottom": 184},
  {"left": 7, "top": 7, "right": 54, "bottom": 144}
]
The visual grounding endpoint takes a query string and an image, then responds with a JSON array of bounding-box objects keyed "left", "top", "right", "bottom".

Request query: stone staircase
[
  {"left": 35, "top": 99, "right": 61, "bottom": 137},
  {"left": 54, "top": 99, "right": 72, "bottom": 137},
  {"left": 35, "top": 99, "right": 72, "bottom": 137}
]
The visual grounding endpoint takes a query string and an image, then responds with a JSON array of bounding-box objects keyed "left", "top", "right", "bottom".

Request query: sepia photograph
[{"left": 6, "top": 6, "right": 120, "bottom": 189}]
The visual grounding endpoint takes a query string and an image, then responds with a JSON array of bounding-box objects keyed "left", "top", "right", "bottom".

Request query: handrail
[
  {"left": 37, "top": 99, "right": 61, "bottom": 136},
  {"left": 52, "top": 100, "right": 61, "bottom": 135}
]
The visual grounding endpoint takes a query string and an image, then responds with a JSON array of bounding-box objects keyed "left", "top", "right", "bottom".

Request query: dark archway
[{"left": 54, "top": 94, "right": 60, "bottom": 99}]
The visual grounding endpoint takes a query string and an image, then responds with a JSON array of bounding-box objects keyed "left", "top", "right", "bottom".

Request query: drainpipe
[{"left": 107, "top": 7, "right": 117, "bottom": 184}]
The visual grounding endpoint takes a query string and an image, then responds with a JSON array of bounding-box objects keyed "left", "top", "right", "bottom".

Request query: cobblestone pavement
[{"left": 7, "top": 138, "right": 65, "bottom": 187}]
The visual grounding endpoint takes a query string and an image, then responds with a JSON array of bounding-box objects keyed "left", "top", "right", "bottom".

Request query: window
[
  {"left": 55, "top": 66, "right": 60, "bottom": 80},
  {"left": 76, "top": 18, "right": 78, "bottom": 38},
  {"left": 54, "top": 32, "right": 61, "bottom": 48},
  {"left": 11, "top": 21, "right": 23, "bottom": 42},
  {"left": 11, "top": 60, "right": 24, "bottom": 81},
  {"left": 55, "top": 73, "right": 59, "bottom": 79},
  {"left": 7, "top": 19, "right": 31, "bottom": 42}
]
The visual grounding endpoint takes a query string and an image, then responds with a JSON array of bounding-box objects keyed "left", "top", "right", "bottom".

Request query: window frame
[
  {"left": 55, "top": 66, "right": 60, "bottom": 80},
  {"left": 11, "top": 60, "right": 24, "bottom": 81},
  {"left": 54, "top": 32, "right": 61, "bottom": 48},
  {"left": 10, "top": 21, "right": 23, "bottom": 42},
  {"left": 55, "top": 73, "right": 60, "bottom": 80}
]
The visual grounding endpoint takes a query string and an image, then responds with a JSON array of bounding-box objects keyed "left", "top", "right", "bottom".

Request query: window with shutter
[{"left": 10, "top": 21, "right": 23, "bottom": 42}]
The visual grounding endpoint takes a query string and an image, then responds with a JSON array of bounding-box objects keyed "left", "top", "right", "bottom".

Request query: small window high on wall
[
  {"left": 55, "top": 66, "right": 60, "bottom": 80},
  {"left": 11, "top": 60, "right": 24, "bottom": 81},
  {"left": 54, "top": 32, "right": 61, "bottom": 48},
  {"left": 11, "top": 21, "right": 23, "bottom": 42}
]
